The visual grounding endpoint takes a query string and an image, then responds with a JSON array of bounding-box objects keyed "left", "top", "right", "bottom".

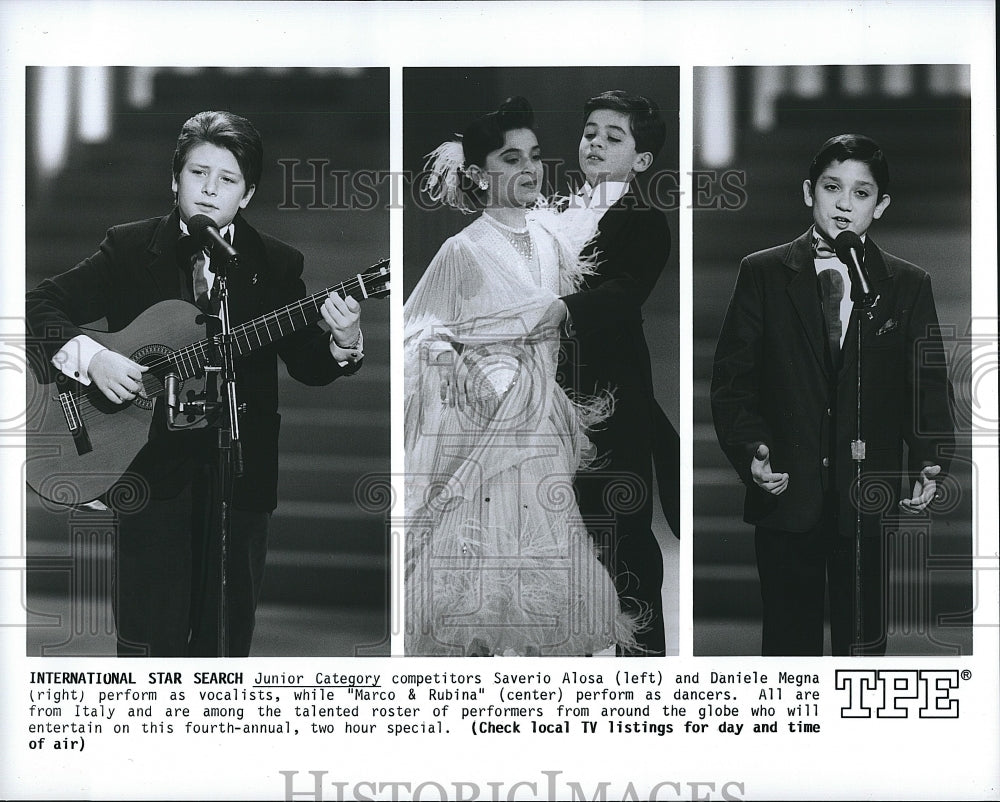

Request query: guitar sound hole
[{"left": 130, "top": 343, "right": 176, "bottom": 412}]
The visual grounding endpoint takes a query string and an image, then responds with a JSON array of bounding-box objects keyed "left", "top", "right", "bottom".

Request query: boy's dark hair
[
  {"left": 172, "top": 110, "right": 263, "bottom": 190},
  {"left": 808, "top": 133, "right": 890, "bottom": 198},
  {"left": 461, "top": 96, "right": 535, "bottom": 169},
  {"left": 584, "top": 90, "right": 666, "bottom": 160}
]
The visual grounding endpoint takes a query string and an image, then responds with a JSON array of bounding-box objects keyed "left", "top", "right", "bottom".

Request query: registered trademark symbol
[{"left": 960, "top": 670, "right": 971, "bottom": 681}]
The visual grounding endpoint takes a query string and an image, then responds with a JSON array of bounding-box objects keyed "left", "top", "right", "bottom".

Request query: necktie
[
  {"left": 817, "top": 269, "right": 845, "bottom": 362},
  {"left": 192, "top": 248, "right": 211, "bottom": 309},
  {"left": 180, "top": 229, "right": 230, "bottom": 311}
]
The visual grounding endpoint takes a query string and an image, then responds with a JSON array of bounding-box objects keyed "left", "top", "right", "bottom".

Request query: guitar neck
[
  {"left": 230, "top": 274, "right": 367, "bottom": 357},
  {"left": 171, "top": 266, "right": 386, "bottom": 381}
]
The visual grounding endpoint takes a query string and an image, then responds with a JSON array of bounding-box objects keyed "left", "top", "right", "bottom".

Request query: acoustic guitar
[{"left": 25, "top": 259, "right": 389, "bottom": 505}]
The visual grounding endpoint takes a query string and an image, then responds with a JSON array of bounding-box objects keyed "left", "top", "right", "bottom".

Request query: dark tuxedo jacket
[
  {"left": 26, "top": 209, "right": 358, "bottom": 511},
  {"left": 711, "top": 228, "right": 955, "bottom": 538},
  {"left": 560, "top": 189, "right": 679, "bottom": 536}
]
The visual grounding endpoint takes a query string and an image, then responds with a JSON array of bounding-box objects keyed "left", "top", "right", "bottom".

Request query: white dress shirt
[{"left": 812, "top": 231, "right": 867, "bottom": 349}]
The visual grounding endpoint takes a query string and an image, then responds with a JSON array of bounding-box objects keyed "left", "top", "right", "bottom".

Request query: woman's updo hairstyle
[
  {"left": 422, "top": 96, "right": 535, "bottom": 214},
  {"left": 461, "top": 96, "right": 535, "bottom": 170}
]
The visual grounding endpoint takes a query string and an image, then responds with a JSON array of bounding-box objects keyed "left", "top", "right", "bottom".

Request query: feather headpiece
[{"left": 421, "top": 138, "right": 477, "bottom": 214}]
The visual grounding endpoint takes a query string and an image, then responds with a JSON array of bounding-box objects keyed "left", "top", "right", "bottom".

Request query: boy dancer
[
  {"left": 26, "top": 111, "right": 364, "bottom": 657},
  {"left": 553, "top": 90, "right": 679, "bottom": 656},
  {"left": 711, "top": 134, "right": 954, "bottom": 656}
]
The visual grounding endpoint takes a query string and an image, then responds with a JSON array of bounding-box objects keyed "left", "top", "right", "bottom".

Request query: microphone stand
[
  {"left": 207, "top": 247, "right": 244, "bottom": 658},
  {"left": 848, "top": 271, "right": 879, "bottom": 655},
  {"left": 165, "top": 220, "right": 245, "bottom": 656},
  {"left": 835, "top": 232, "right": 880, "bottom": 655}
]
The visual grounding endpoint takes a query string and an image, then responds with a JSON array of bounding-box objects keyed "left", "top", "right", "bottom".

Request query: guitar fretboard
[{"left": 168, "top": 265, "right": 387, "bottom": 381}]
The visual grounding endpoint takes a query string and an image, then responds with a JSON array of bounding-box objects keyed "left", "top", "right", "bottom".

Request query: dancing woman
[{"left": 404, "top": 97, "right": 639, "bottom": 656}]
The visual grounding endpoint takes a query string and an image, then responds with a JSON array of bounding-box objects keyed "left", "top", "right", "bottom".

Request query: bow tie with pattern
[{"left": 812, "top": 235, "right": 838, "bottom": 259}]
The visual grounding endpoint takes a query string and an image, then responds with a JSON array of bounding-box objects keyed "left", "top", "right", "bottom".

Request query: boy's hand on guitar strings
[{"left": 88, "top": 349, "right": 149, "bottom": 404}]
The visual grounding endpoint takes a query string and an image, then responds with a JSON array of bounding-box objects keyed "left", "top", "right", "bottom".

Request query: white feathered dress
[{"left": 403, "top": 211, "right": 639, "bottom": 655}]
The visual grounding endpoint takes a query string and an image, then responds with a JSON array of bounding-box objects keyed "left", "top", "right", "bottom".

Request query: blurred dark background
[
  {"left": 24, "top": 66, "right": 390, "bottom": 656},
  {"left": 403, "top": 67, "right": 681, "bottom": 653},
  {"left": 692, "top": 65, "right": 974, "bottom": 655}
]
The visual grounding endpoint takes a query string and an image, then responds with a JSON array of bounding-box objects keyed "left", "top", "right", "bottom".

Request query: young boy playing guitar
[{"left": 26, "top": 111, "right": 368, "bottom": 657}]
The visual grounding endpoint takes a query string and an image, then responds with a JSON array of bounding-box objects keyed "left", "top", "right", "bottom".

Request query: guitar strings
[
  {"left": 68, "top": 279, "right": 355, "bottom": 423},
  {"left": 66, "top": 269, "right": 387, "bottom": 425}
]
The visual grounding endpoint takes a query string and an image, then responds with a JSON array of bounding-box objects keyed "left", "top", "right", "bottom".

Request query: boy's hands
[
  {"left": 749, "top": 450, "right": 943, "bottom": 510},
  {"left": 751, "top": 444, "right": 789, "bottom": 495},
  {"left": 900, "top": 464, "right": 942, "bottom": 513},
  {"left": 88, "top": 349, "right": 148, "bottom": 404},
  {"left": 323, "top": 292, "right": 362, "bottom": 353}
]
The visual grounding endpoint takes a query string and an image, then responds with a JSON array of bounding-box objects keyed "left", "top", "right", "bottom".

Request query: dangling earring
[{"left": 478, "top": 179, "right": 489, "bottom": 191}]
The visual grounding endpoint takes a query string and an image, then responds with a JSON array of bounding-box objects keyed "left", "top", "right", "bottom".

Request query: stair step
[
  {"left": 279, "top": 407, "right": 388, "bottom": 454},
  {"left": 693, "top": 562, "right": 974, "bottom": 621},
  {"left": 25, "top": 546, "right": 388, "bottom": 610},
  {"left": 263, "top": 548, "right": 388, "bottom": 608},
  {"left": 269, "top": 508, "right": 388, "bottom": 555}
]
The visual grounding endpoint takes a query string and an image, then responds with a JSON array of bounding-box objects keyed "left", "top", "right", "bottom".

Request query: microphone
[
  {"left": 187, "top": 214, "right": 239, "bottom": 265},
  {"left": 165, "top": 372, "right": 180, "bottom": 427},
  {"left": 834, "top": 230, "right": 878, "bottom": 308}
]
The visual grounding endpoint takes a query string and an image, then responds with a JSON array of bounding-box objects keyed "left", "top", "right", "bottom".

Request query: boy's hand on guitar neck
[
  {"left": 88, "top": 349, "right": 149, "bottom": 404},
  {"left": 323, "top": 292, "right": 362, "bottom": 358}
]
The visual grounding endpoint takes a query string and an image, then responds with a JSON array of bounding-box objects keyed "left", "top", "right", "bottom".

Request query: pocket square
[{"left": 876, "top": 318, "right": 899, "bottom": 336}]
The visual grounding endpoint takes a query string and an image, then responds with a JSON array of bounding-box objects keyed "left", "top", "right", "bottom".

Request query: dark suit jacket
[
  {"left": 560, "top": 189, "right": 679, "bottom": 536},
  {"left": 26, "top": 209, "right": 358, "bottom": 511},
  {"left": 711, "top": 228, "right": 955, "bottom": 537}
]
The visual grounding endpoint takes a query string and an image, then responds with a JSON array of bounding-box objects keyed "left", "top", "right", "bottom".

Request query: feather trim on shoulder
[{"left": 527, "top": 203, "right": 600, "bottom": 294}]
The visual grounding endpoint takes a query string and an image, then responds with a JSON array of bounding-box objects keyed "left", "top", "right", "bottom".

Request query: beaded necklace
[{"left": 482, "top": 212, "right": 534, "bottom": 262}]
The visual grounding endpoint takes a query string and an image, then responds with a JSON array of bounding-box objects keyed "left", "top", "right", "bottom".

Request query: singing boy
[{"left": 711, "top": 133, "right": 955, "bottom": 656}]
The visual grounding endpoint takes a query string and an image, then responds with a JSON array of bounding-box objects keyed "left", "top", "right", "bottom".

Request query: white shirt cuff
[
  {"left": 330, "top": 329, "right": 364, "bottom": 366},
  {"left": 52, "top": 335, "right": 107, "bottom": 386}
]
